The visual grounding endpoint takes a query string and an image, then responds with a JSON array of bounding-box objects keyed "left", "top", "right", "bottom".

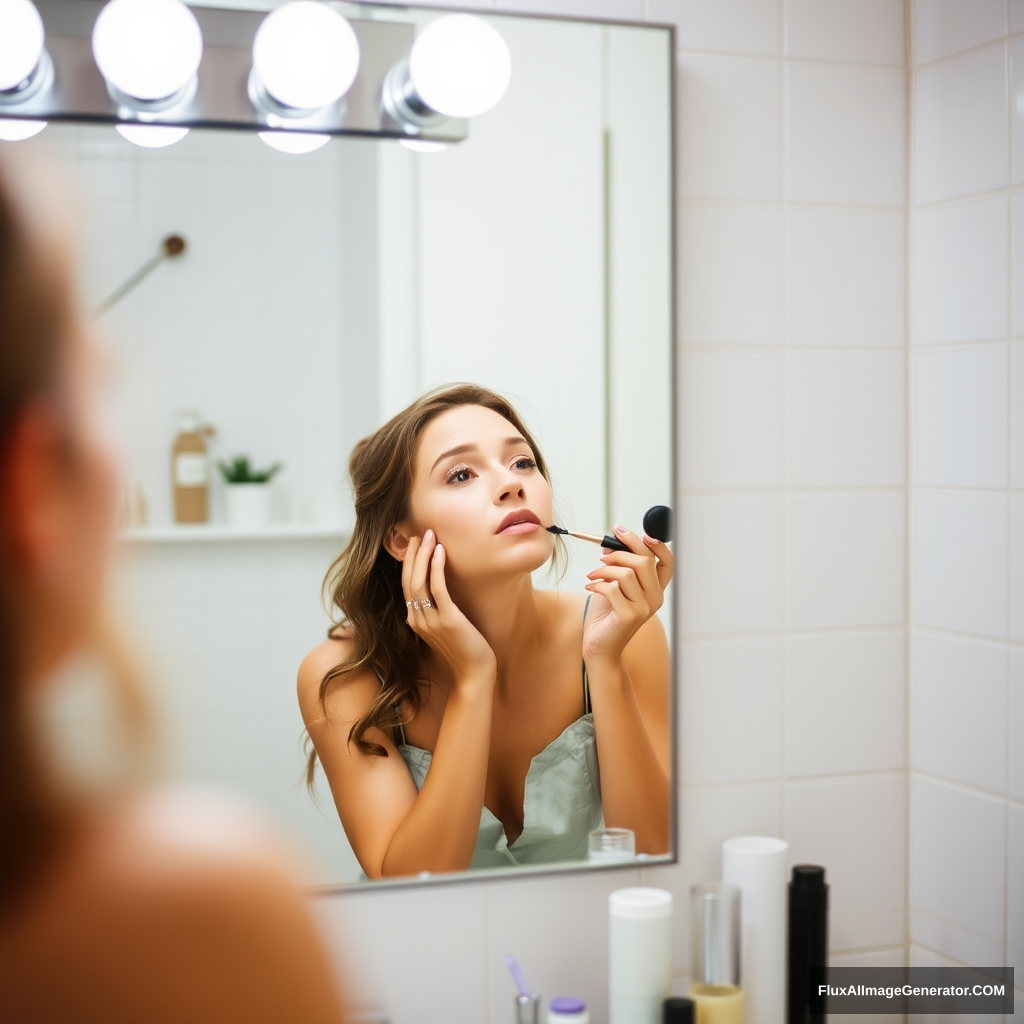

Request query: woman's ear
[{"left": 383, "top": 525, "right": 410, "bottom": 563}]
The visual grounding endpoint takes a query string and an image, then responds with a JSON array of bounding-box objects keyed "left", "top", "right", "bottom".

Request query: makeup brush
[{"left": 547, "top": 504, "right": 673, "bottom": 553}]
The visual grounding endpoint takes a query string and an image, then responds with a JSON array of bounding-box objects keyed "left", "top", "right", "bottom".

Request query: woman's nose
[{"left": 495, "top": 476, "right": 525, "bottom": 502}]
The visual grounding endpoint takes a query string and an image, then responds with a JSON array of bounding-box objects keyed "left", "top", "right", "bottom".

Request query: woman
[
  {"left": 0, "top": 153, "right": 345, "bottom": 1023},
  {"left": 299, "top": 385, "right": 673, "bottom": 879}
]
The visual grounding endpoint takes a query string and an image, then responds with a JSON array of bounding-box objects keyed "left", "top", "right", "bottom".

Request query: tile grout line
[
  {"left": 903, "top": 0, "right": 914, "bottom": 967},
  {"left": 779, "top": 0, "right": 789, "bottom": 822}
]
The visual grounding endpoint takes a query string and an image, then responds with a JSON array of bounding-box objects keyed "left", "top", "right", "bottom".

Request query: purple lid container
[{"left": 550, "top": 998, "right": 586, "bottom": 1015}]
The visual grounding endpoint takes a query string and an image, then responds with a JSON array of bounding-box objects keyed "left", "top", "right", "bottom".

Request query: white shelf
[{"left": 120, "top": 524, "right": 350, "bottom": 544}]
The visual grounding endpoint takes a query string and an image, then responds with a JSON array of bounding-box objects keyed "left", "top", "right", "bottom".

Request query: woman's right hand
[{"left": 402, "top": 530, "right": 497, "bottom": 686}]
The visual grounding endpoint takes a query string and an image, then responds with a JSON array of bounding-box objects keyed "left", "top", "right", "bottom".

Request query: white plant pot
[{"left": 224, "top": 483, "right": 273, "bottom": 529}]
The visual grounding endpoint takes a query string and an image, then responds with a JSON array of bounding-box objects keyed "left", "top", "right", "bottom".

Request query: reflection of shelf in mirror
[{"left": 120, "top": 524, "right": 350, "bottom": 544}]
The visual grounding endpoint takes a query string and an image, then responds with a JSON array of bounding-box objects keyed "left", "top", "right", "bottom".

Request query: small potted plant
[{"left": 219, "top": 455, "right": 283, "bottom": 529}]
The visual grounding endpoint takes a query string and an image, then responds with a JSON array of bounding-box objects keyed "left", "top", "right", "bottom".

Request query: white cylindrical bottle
[
  {"left": 609, "top": 887, "right": 673, "bottom": 1024},
  {"left": 721, "top": 836, "right": 789, "bottom": 1024}
]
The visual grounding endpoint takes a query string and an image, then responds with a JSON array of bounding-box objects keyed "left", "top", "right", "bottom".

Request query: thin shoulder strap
[
  {"left": 372, "top": 666, "right": 407, "bottom": 746},
  {"left": 581, "top": 593, "right": 593, "bottom": 715}
]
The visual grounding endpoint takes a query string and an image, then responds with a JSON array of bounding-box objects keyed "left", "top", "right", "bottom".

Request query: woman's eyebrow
[
  {"left": 430, "top": 436, "right": 530, "bottom": 473},
  {"left": 432, "top": 443, "right": 477, "bottom": 472}
]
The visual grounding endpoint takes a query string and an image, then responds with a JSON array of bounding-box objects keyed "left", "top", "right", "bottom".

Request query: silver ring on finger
[
  {"left": 413, "top": 600, "right": 420, "bottom": 610},
  {"left": 422, "top": 598, "right": 432, "bottom": 609},
  {"left": 406, "top": 600, "right": 413, "bottom": 608}
]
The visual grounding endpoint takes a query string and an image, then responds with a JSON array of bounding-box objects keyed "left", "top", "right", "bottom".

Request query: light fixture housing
[
  {"left": 93, "top": 0, "right": 203, "bottom": 110},
  {"left": 258, "top": 130, "right": 330, "bottom": 155},
  {"left": 116, "top": 124, "right": 189, "bottom": 148},
  {"left": 410, "top": 14, "right": 510, "bottom": 119},
  {"left": 0, "top": 0, "right": 52, "bottom": 107},
  {"left": 250, "top": 2, "right": 360, "bottom": 117},
  {"left": 0, "top": 119, "right": 47, "bottom": 141}
]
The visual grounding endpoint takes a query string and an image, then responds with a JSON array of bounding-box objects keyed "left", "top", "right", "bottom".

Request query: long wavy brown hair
[
  {"left": 305, "top": 384, "right": 566, "bottom": 780},
  {"left": 0, "top": 154, "right": 77, "bottom": 911}
]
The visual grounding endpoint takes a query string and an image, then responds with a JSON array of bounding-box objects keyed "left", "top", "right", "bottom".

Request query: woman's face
[{"left": 405, "top": 405, "right": 555, "bottom": 582}]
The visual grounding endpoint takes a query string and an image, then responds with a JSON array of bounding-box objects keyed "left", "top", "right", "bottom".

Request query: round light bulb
[
  {"left": 258, "top": 131, "right": 330, "bottom": 155},
  {"left": 0, "top": 0, "right": 45, "bottom": 92},
  {"left": 0, "top": 119, "right": 46, "bottom": 141},
  {"left": 399, "top": 139, "right": 446, "bottom": 154},
  {"left": 116, "top": 124, "right": 189, "bottom": 148},
  {"left": 93, "top": 0, "right": 203, "bottom": 103},
  {"left": 253, "top": 2, "right": 360, "bottom": 111},
  {"left": 409, "top": 14, "right": 510, "bottom": 119}
]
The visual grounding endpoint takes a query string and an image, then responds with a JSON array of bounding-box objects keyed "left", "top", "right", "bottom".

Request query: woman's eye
[
  {"left": 514, "top": 457, "right": 537, "bottom": 471},
  {"left": 445, "top": 465, "right": 473, "bottom": 484}
]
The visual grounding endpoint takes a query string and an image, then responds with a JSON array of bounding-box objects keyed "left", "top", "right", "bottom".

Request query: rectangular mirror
[{"left": 37, "top": 1, "right": 675, "bottom": 890}]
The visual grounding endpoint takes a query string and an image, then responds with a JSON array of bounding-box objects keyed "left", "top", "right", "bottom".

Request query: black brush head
[
  {"left": 643, "top": 505, "right": 672, "bottom": 543},
  {"left": 546, "top": 524, "right": 569, "bottom": 535}
]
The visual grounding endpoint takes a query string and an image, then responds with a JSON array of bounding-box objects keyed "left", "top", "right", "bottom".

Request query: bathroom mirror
[{"left": 35, "top": 1, "right": 674, "bottom": 889}]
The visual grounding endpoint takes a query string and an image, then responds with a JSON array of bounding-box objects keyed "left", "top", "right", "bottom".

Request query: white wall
[
  {"left": 313, "top": 3, "right": 911, "bottom": 1022},
  {"left": 908, "top": 0, "right": 1024, "bottom": 1003}
]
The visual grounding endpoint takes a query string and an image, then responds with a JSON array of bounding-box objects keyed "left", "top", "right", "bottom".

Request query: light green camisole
[{"left": 391, "top": 595, "right": 604, "bottom": 869}]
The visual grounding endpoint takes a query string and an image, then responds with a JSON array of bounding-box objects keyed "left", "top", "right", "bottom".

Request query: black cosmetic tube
[{"left": 787, "top": 865, "right": 828, "bottom": 1024}]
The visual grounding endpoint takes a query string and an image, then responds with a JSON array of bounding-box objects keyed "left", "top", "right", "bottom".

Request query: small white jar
[{"left": 549, "top": 997, "right": 589, "bottom": 1024}]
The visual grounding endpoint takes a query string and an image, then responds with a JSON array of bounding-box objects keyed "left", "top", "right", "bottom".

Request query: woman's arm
[
  {"left": 299, "top": 533, "right": 497, "bottom": 878},
  {"left": 583, "top": 525, "right": 674, "bottom": 854}
]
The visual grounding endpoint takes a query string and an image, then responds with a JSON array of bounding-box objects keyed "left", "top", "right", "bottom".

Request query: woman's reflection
[{"left": 298, "top": 385, "right": 672, "bottom": 878}]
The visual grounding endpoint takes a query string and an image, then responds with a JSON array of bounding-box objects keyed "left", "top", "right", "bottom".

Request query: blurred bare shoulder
[{"left": 0, "top": 787, "right": 346, "bottom": 1024}]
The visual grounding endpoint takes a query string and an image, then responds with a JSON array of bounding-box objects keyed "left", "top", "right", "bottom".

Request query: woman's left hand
[{"left": 583, "top": 524, "right": 674, "bottom": 664}]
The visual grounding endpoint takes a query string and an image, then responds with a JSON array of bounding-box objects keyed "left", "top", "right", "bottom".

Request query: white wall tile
[
  {"left": 909, "top": 777, "right": 1005, "bottom": 945},
  {"left": 1014, "top": 343, "right": 1024, "bottom": 486},
  {"left": 1008, "top": 804, "right": 1024, "bottom": 976},
  {"left": 786, "top": 0, "right": 905, "bottom": 66},
  {"left": 677, "top": 54, "right": 781, "bottom": 200},
  {"left": 913, "top": 0, "right": 1007, "bottom": 66},
  {"left": 312, "top": 885, "right": 488, "bottom": 1024},
  {"left": 1011, "top": 196, "right": 1024, "bottom": 333},
  {"left": 1012, "top": 496, "right": 1024, "bottom": 641},
  {"left": 485, "top": 869, "right": 642, "bottom": 1024},
  {"left": 785, "top": 632, "right": 905, "bottom": 777},
  {"left": 649, "top": 0, "right": 779, "bottom": 56},
  {"left": 1010, "top": 38, "right": 1024, "bottom": 185},
  {"left": 1015, "top": 0, "right": 1024, "bottom": 33},
  {"left": 681, "top": 637, "right": 783, "bottom": 785},
  {"left": 909, "top": 914, "right": 1005, "bottom": 968},
  {"left": 679, "top": 204, "right": 782, "bottom": 345},
  {"left": 913, "top": 346, "right": 1009, "bottom": 488},
  {"left": 785, "top": 208, "right": 905, "bottom": 349},
  {"left": 786, "top": 65, "right": 906, "bottom": 207},
  {"left": 914, "top": 493, "right": 1008, "bottom": 637},
  {"left": 912, "top": 632, "right": 1008, "bottom": 792},
  {"left": 680, "top": 351, "right": 782, "bottom": 488},
  {"left": 914, "top": 45, "right": 1009, "bottom": 204},
  {"left": 786, "top": 493, "right": 905, "bottom": 629},
  {"left": 680, "top": 495, "right": 782, "bottom": 634},
  {"left": 913, "top": 197, "right": 1009, "bottom": 345},
  {"left": 785, "top": 776, "right": 905, "bottom": 951},
  {"left": 786, "top": 351, "right": 905, "bottom": 487},
  {"left": 1011, "top": 650, "right": 1024, "bottom": 799}
]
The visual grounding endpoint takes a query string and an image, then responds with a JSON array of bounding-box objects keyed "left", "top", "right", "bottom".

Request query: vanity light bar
[{"left": 0, "top": 0, "right": 474, "bottom": 146}]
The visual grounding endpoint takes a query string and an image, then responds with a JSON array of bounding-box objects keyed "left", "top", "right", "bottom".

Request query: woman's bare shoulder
[
  {"left": 0, "top": 789, "right": 345, "bottom": 1023},
  {"left": 297, "top": 634, "right": 380, "bottom": 729}
]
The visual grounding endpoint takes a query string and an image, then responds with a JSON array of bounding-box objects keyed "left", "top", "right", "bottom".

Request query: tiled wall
[
  {"left": 313, "top": 3, "right": 912, "bottom": 1022},
  {"left": 908, "top": 0, "right": 1024, "bottom": 999}
]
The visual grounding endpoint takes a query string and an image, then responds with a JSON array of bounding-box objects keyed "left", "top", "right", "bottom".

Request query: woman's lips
[
  {"left": 496, "top": 509, "right": 542, "bottom": 533},
  {"left": 498, "top": 521, "right": 540, "bottom": 535}
]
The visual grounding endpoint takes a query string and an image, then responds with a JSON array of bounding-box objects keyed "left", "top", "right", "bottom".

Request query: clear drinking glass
[{"left": 588, "top": 827, "right": 636, "bottom": 864}]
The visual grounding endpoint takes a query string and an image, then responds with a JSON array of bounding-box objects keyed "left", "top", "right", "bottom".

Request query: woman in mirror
[
  {"left": 0, "top": 153, "right": 345, "bottom": 1023},
  {"left": 299, "top": 385, "right": 673, "bottom": 878}
]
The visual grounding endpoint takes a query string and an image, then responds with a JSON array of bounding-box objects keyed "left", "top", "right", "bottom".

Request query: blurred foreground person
[{"left": 0, "top": 153, "right": 347, "bottom": 1023}]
